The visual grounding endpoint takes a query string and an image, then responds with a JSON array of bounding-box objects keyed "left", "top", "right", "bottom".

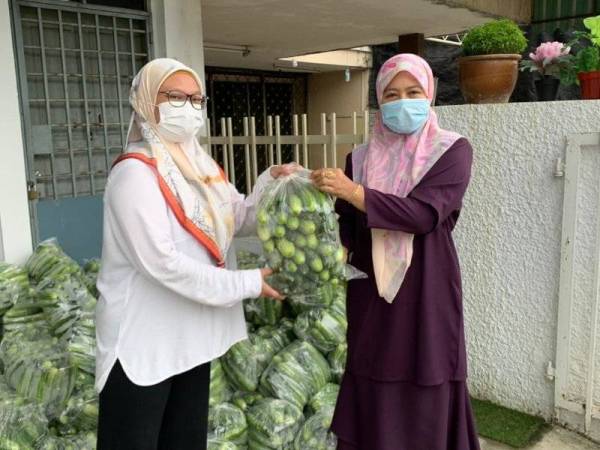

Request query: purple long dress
[{"left": 331, "top": 138, "right": 480, "bottom": 450}]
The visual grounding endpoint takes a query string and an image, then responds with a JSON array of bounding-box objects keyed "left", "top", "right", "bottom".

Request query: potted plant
[
  {"left": 520, "top": 41, "right": 571, "bottom": 101},
  {"left": 459, "top": 19, "right": 528, "bottom": 103},
  {"left": 560, "top": 16, "right": 600, "bottom": 99}
]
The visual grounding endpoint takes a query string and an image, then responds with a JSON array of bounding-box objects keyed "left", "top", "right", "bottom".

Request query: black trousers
[{"left": 97, "top": 360, "right": 210, "bottom": 450}]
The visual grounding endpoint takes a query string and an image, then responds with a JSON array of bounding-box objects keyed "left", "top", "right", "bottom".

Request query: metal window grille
[{"left": 12, "top": 0, "right": 151, "bottom": 200}]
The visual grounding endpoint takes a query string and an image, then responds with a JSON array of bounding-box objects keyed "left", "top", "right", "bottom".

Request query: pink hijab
[{"left": 352, "top": 54, "right": 462, "bottom": 303}]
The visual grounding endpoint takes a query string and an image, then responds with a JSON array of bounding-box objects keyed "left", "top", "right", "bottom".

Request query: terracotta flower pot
[
  {"left": 577, "top": 71, "right": 600, "bottom": 100},
  {"left": 458, "top": 54, "right": 522, "bottom": 104}
]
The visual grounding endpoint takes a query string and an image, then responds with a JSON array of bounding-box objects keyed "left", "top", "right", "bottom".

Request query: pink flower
[{"left": 529, "top": 41, "right": 570, "bottom": 65}]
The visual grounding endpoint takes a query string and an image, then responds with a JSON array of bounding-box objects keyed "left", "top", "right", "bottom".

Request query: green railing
[{"left": 532, "top": 0, "right": 600, "bottom": 34}]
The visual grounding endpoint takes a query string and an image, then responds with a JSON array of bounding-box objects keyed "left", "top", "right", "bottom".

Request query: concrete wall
[
  {"left": 150, "top": 0, "right": 207, "bottom": 133},
  {"left": 436, "top": 100, "right": 600, "bottom": 421},
  {"left": 307, "top": 69, "right": 369, "bottom": 169},
  {"left": 0, "top": 1, "right": 33, "bottom": 264}
]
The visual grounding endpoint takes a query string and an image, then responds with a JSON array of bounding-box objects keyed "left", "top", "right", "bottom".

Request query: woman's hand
[
  {"left": 260, "top": 268, "right": 284, "bottom": 301},
  {"left": 311, "top": 168, "right": 366, "bottom": 212},
  {"left": 310, "top": 168, "right": 356, "bottom": 201},
  {"left": 270, "top": 162, "right": 302, "bottom": 178}
]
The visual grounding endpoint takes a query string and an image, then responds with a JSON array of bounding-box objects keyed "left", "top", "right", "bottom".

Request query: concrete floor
[{"left": 480, "top": 427, "right": 600, "bottom": 450}]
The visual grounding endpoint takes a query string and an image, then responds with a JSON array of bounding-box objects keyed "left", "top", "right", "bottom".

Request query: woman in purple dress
[{"left": 311, "top": 54, "right": 480, "bottom": 450}]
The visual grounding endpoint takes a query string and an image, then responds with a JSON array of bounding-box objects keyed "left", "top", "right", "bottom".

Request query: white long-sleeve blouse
[{"left": 95, "top": 155, "right": 272, "bottom": 392}]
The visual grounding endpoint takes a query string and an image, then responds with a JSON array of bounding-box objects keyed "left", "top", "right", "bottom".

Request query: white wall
[
  {"left": 307, "top": 69, "right": 369, "bottom": 169},
  {"left": 150, "top": 0, "right": 207, "bottom": 134},
  {"left": 151, "top": 0, "right": 206, "bottom": 79},
  {"left": 150, "top": 0, "right": 206, "bottom": 88},
  {"left": 436, "top": 101, "right": 600, "bottom": 420},
  {"left": 0, "top": 1, "right": 32, "bottom": 264}
]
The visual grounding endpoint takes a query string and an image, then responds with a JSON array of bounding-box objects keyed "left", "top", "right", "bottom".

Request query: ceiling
[{"left": 201, "top": 0, "right": 498, "bottom": 71}]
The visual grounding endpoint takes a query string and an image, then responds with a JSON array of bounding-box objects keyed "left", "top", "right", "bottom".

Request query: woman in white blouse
[{"left": 95, "top": 58, "right": 294, "bottom": 450}]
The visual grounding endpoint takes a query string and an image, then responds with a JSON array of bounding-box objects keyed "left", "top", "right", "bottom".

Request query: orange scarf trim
[{"left": 113, "top": 153, "right": 227, "bottom": 267}]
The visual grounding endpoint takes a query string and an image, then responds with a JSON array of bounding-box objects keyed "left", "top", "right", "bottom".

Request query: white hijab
[{"left": 117, "top": 58, "right": 234, "bottom": 266}]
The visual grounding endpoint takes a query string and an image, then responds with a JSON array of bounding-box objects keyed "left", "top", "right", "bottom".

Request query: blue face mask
[{"left": 380, "top": 98, "right": 431, "bottom": 135}]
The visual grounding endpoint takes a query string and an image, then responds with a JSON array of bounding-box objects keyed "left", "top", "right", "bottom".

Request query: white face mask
[{"left": 157, "top": 102, "right": 204, "bottom": 143}]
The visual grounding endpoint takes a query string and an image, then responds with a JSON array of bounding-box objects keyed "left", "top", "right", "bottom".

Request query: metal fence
[{"left": 200, "top": 111, "right": 370, "bottom": 194}]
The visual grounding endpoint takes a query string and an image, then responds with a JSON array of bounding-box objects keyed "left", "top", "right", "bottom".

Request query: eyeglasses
[{"left": 158, "top": 90, "right": 209, "bottom": 110}]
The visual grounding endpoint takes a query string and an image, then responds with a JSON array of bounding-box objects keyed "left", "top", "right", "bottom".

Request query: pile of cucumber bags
[
  {"left": 208, "top": 173, "right": 349, "bottom": 450},
  {"left": 0, "top": 240, "right": 99, "bottom": 449},
  {"left": 0, "top": 173, "right": 349, "bottom": 449},
  {"left": 209, "top": 248, "right": 347, "bottom": 450}
]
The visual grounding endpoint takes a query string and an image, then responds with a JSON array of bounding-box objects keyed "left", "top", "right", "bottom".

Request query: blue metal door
[{"left": 11, "top": 0, "right": 151, "bottom": 262}]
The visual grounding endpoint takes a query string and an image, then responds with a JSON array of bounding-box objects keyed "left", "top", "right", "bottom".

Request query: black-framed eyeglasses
[{"left": 158, "top": 90, "right": 209, "bottom": 110}]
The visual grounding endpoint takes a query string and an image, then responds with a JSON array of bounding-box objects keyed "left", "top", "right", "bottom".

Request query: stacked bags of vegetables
[
  {"left": 208, "top": 171, "right": 358, "bottom": 449},
  {"left": 0, "top": 171, "right": 352, "bottom": 448},
  {"left": 0, "top": 239, "right": 100, "bottom": 447}
]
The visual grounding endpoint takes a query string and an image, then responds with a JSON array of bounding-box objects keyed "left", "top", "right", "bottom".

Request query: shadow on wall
[{"left": 370, "top": 26, "right": 582, "bottom": 106}]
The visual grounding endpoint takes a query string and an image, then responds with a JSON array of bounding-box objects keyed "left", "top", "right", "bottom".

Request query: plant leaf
[{"left": 584, "top": 16, "right": 600, "bottom": 46}]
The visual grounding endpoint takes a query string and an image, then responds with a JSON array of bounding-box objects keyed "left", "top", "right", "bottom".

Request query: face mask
[
  {"left": 380, "top": 98, "right": 430, "bottom": 135},
  {"left": 157, "top": 102, "right": 204, "bottom": 142}
]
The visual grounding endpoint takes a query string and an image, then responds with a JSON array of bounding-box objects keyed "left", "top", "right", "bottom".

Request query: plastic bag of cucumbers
[
  {"left": 244, "top": 295, "right": 284, "bottom": 326},
  {"left": 55, "top": 386, "right": 98, "bottom": 436},
  {"left": 293, "top": 304, "right": 347, "bottom": 353},
  {"left": 221, "top": 323, "right": 294, "bottom": 393},
  {"left": 82, "top": 259, "right": 101, "bottom": 298},
  {"left": 0, "top": 330, "right": 76, "bottom": 418},
  {"left": 208, "top": 439, "right": 240, "bottom": 450},
  {"left": 256, "top": 169, "right": 364, "bottom": 305},
  {"left": 328, "top": 342, "right": 347, "bottom": 384},
  {"left": 259, "top": 340, "right": 331, "bottom": 409},
  {"left": 64, "top": 311, "right": 96, "bottom": 375},
  {"left": 0, "top": 262, "right": 32, "bottom": 317},
  {"left": 209, "top": 360, "right": 233, "bottom": 407},
  {"left": 35, "top": 432, "right": 97, "bottom": 450},
  {"left": 293, "top": 406, "right": 337, "bottom": 450},
  {"left": 1, "top": 288, "right": 48, "bottom": 334},
  {"left": 230, "top": 391, "right": 264, "bottom": 412},
  {"left": 307, "top": 383, "right": 340, "bottom": 416},
  {"left": 285, "top": 283, "right": 338, "bottom": 317},
  {"left": 208, "top": 402, "right": 248, "bottom": 446},
  {"left": 0, "top": 382, "right": 49, "bottom": 450},
  {"left": 25, "top": 239, "right": 84, "bottom": 284},
  {"left": 246, "top": 398, "right": 303, "bottom": 449},
  {"left": 36, "top": 277, "right": 96, "bottom": 339}
]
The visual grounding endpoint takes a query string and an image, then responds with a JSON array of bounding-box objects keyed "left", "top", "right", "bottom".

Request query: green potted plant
[
  {"left": 560, "top": 16, "right": 600, "bottom": 99},
  {"left": 459, "top": 19, "right": 528, "bottom": 103}
]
